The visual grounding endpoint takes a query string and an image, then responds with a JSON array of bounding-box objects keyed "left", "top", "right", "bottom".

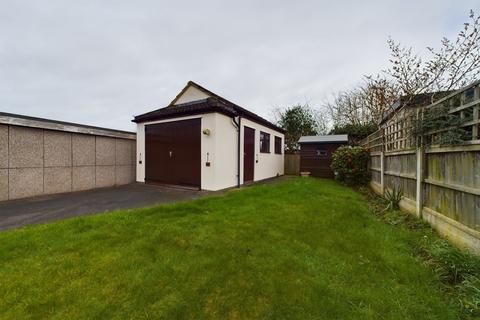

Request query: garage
[
  {"left": 145, "top": 118, "right": 201, "bottom": 187},
  {"left": 133, "top": 81, "right": 285, "bottom": 191},
  {"left": 299, "top": 135, "right": 348, "bottom": 178}
]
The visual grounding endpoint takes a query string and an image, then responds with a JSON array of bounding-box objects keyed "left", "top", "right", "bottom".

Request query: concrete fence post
[
  {"left": 416, "top": 147, "right": 424, "bottom": 218},
  {"left": 380, "top": 151, "right": 385, "bottom": 195}
]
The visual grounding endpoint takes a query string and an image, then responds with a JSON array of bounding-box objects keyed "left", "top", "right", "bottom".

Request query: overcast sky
[{"left": 1, "top": 1, "right": 478, "bottom": 131}]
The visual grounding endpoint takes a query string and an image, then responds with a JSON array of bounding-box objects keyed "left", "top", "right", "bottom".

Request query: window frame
[
  {"left": 274, "top": 136, "right": 282, "bottom": 154},
  {"left": 316, "top": 149, "right": 327, "bottom": 157},
  {"left": 259, "top": 131, "right": 271, "bottom": 153}
]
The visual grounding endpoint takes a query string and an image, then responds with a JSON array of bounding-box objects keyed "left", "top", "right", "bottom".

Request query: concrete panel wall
[
  {"left": 9, "top": 126, "right": 44, "bottom": 168},
  {"left": 96, "top": 136, "right": 116, "bottom": 165},
  {"left": 73, "top": 134, "right": 95, "bottom": 166},
  {"left": 9, "top": 168, "right": 44, "bottom": 199},
  {"left": 0, "top": 123, "right": 136, "bottom": 201},
  {"left": 44, "top": 131, "right": 72, "bottom": 167},
  {"left": 72, "top": 166, "right": 95, "bottom": 191},
  {"left": 0, "top": 125, "right": 8, "bottom": 169},
  {"left": 0, "top": 169, "right": 8, "bottom": 201}
]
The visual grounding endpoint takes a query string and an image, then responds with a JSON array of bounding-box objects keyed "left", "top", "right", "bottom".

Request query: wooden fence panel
[
  {"left": 423, "top": 148, "right": 480, "bottom": 232},
  {"left": 370, "top": 154, "right": 382, "bottom": 185},
  {"left": 284, "top": 153, "right": 300, "bottom": 175},
  {"left": 359, "top": 81, "right": 480, "bottom": 253},
  {"left": 364, "top": 145, "right": 480, "bottom": 253}
]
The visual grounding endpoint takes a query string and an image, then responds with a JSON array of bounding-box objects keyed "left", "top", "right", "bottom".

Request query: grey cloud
[{"left": 1, "top": 0, "right": 478, "bottom": 130}]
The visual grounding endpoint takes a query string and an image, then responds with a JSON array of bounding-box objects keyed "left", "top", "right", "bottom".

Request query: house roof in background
[
  {"left": 380, "top": 91, "right": 454, "bottom": 124},
  {"left": 133, "top": 81, "right": 285, "bottom": 133},
  {"left": 298, "top": 134, "right": 348, "bottom": 143}
]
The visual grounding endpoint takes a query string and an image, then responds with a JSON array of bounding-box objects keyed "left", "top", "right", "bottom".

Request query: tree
[
  {"left": 361, "top": 75, "right": 399, "bottom": 123},
  {"left": 325, "top": 10, "right": 480, "bottom": 132},
  {"left": 386, "top": 10, "right": 480, "bottom": 101},
  {"left": 329, "top": 123, "right": 378, "bottom": 145},
  {"left": 325, "top": 75, "right": 398, "bottom": 126},
  {"left": 325, "top": 89, "right": 366, "bottom": 126},
  {"left": 275, "top": 104, "right": 324, "bottom": 151}
]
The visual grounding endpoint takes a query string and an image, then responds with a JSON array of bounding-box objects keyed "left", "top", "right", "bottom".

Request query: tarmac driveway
[{"left": 0, "top": 183, "right": 206, "bottom": 231}]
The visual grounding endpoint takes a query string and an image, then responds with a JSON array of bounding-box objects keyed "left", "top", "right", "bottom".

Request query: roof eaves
[
  {"left": 134, "top": 81, "right": 286, "bottom": 133},
  {"left": 132, "top": 98, "right": 238, "bottom": 123}
]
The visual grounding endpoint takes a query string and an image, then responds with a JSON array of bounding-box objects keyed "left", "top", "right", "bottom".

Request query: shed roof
[{"left": 298, "top": 134, "right": 348, "bottom": 143}]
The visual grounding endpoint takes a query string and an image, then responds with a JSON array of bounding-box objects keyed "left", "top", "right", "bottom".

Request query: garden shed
[{"left": 298, "top": 135, "right": 348, "bottom": 178}]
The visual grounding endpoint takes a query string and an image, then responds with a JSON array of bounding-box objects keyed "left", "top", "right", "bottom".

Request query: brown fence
[
  {"left": 284, "top": 153, "right": 300, "bottom": 175},
  {"left": 361, "top": 82, "right": 480, "bottom": 254}
]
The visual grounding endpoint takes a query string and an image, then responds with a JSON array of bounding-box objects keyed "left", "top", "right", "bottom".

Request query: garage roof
[
  {"left": 0, "top": 112, "right": 136, "bottom": 140},
  {"left": 133, "top": 81, "right": 285, "bottom": 133},
  {"left": 298, "top": 134, "right": 348, "bottom": 143}
]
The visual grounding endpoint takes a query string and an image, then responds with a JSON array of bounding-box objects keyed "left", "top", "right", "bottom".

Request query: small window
[
  {"left": 274, "top": 136, "right": 282, "bottom": 154},
  {"left": 260, "top": 131, "right": 270, "bottom": 153},
  {"left": 316, "top": 149, "right": 327, "bottom": 156}
]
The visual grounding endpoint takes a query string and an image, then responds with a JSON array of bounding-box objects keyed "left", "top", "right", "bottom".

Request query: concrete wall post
[{"left": 380, "top": 151, "right": 385, "bottom": 195}]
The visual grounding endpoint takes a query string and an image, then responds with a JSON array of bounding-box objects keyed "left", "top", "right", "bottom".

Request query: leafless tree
[
  {"left": 386, "top": 10, "right": 480, "bottom": 101},
  {"left": 325, "top": 89, "right": 365, "bottom": 126},
  {"left": 325, "top": 75, "right": 398, "bottom": 126},
  {"left": 326, "top": 10, "right": 480, "bottom": 128},
  {"left": 360, "top": 75, "right": 399, "bottom": 123},
  {"left": 312, "top": 107, "right": 329, "bottom": 135}
]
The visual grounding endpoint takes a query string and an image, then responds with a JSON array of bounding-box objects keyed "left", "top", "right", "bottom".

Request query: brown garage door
[{"left": 145, "top": 118, "right": 201, "bottom": 187}]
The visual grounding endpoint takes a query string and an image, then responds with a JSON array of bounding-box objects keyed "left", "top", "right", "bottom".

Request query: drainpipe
[{"left": 232, "top": 115, "right": 242, "bottom": 188}]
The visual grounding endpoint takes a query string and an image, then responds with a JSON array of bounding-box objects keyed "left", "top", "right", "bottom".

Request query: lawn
[{"left": 0, "top": 178, "right": 460, "bottom": 319}]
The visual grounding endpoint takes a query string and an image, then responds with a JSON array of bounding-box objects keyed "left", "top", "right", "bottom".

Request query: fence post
[
  {"left": 415, "top": 147, "right": 424, "bottom": 218},
  {"left": 473, "top": 85, "right": 479, "bottom": 140},
  {"left": 380, "top": 151, "right": 385, "bottom": 195}
]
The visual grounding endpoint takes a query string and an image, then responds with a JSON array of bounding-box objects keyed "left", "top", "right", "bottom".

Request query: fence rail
[{"left": 361, "top": 82, "right": 480, "bottom": 254}]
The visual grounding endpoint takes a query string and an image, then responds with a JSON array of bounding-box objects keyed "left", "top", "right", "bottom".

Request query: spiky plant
[{"left": 384, "top": 185, "right": 403, "bottom": 211}]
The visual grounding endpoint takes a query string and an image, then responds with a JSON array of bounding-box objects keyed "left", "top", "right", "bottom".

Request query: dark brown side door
[
  {"left": 243, "top": 126, "right": 255, "bottom": 182},
  {"left": 145, "top": 119, "right": 201, "bottom": 187}
]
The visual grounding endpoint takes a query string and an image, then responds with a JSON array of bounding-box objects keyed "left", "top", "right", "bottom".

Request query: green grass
[{"left": 0, "top": 178, "right": 462, "bottom": 319}]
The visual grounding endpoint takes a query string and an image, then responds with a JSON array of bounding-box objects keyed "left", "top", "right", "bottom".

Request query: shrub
[{"left": 331, "top": 146, "right": 370, "bottom": 185}]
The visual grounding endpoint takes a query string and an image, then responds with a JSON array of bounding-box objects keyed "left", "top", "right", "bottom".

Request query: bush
[
  {"left": 329, "top": 123, "right": 378, "bottom": 145},
  {"left": 331, "top": 146, "right": 370, "bottom": 185}
]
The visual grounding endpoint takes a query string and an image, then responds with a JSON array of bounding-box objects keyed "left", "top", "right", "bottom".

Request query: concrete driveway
[{"left": 0, "top": 183, "right": 206, "bottom": 231}]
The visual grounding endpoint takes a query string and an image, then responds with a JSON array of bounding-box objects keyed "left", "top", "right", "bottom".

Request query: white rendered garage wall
[
  {"left": 136, "top": 113, "right": 237, "bottom": 191},
  {"left": 210, "top": 113, "right": 238, "bottom": 190},
  {"left": 136, "top": 113, "right": 284, "bottom": 191},
  {"left": 240, "top": 118, "right": 284, "bottom": 184},
  {"left": 173, "top": 86, "right": 210, "bottom": 105}
]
